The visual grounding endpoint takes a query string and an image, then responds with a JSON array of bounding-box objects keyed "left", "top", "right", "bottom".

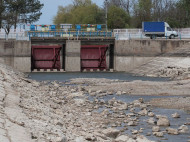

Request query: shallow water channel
[
  {"left": 91, "top": 94, "right": 190, "bottom": 142},
  {"left": 29, "top": 72, "right": 190, "bottom": 142},
  {"left": 29, "top": 72, "right": 168, "bottom": 82}
]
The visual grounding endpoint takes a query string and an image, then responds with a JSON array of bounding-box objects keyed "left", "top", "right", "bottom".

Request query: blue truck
[{"left": 142, "top": 22, "right": 178, "bottom": 39}]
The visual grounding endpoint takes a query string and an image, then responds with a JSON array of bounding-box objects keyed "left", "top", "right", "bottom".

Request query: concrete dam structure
[{"left": 0, "top": 38, "right": 190, "bottom": 73}]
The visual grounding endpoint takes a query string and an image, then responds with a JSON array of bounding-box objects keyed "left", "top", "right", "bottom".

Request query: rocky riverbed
[{"left": 0, "top": 63, "right": 190, "bottom": 142}]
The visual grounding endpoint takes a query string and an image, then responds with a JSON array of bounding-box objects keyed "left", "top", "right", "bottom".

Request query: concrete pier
[
  {"left": 65, "top": 40, "right": 81, "bottom": 72},
  {"left": 0, "top": 40, "right": 31, "bottom": 72}
]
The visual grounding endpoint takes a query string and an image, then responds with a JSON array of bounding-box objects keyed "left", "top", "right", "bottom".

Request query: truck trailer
[{"left": 142, "top": 22, "right": 178, "bottom": 39}]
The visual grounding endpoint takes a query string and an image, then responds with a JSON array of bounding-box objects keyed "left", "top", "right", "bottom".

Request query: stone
[
  {"left": 138, "top": 98, "right": 144, "bottom": 103},
  {"left": 56, "top": 136, "right": 67, "bottom": 142},
  {"left": 75, "top": 136, "right": 85, "bottom": 142},
  {"left": 127, "top": 138, "right": 136, "bottom": 142},
  {"left": 188, "top": 67, "right": 190, "bottom": 72},
  {"left": 172, "top": 113, "right": 180, "bottom": 118},
  {"left": 147, "top": 118, "right": 156, "bottom": 125},
  {"left": 152, "top": 126, "right": 160, "bottom": 132},
  {"left": 102, "top": 128, "right": 120, "bottom": 138},
  {"left": 118, "top": 103, "right": 128, "bottom": 110},
  {"left": 178, "top": 125, "right": 189, "bottom": 133},
  {"left": 115, "top": 135, "right": 130, "bottom": 142},
  {"left": 138, "top": 109, "right": 148, "bottom": 116},
  {"left": 116, "top": 91, "right": 122, "bottom": 95},
  {"left": 146, "top": 132, "right": 151, "bottom": 136},
  {"left": 166, "top": 128, "right": 179, "bottom": 135},
  {"left": 157, "top": 116, "right": 170, "bottom": 126},
  {"left": 133, "top": 100, "right": 141, "bottom": 107},
  {"left": 85, "top": 134, "right": 97, "bottom": 141},
  {"left": 74, "top": 98, "right": 85, "bottom": 106},
  {"left": 153, "top": 132, "right": 164, "bottom": 137},
  {"left": 132, "top": 130, "right": 138, "bottom": 135},
  {"left": 128, "top": 121, "right": 137, "bottom": 126},
  {"left": 136, "top": 135, "right": 154, "bottom": 142},
  {"left": 140, "top": 104, "right": 147, "bottom": 109},
  {"left": 148, "top": 112, "right": 155, "bottom": 117}
]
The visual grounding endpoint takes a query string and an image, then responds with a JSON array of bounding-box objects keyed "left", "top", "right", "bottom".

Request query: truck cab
[{"left": 165, "top": 23, "right": 178, "bottom": 39}]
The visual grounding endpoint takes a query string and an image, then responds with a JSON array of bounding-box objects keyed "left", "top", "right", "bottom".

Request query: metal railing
[
  {"left": 114, "top": 28, "right": 190, "bottom": 40},
  {"left": 0, "top": 33, "right": 29, "bottom": 41},
  {"left": 2, "top": 28, "right": 190, "bottom": 41},
  {"left": 27, "top": 31, "right": 113, "bottom": 39}
]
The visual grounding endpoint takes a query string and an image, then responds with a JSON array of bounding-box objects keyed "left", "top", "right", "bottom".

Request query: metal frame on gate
[
  {"left": 81, "top": 45, "right": 109, "bottom": 70},
  {"left": 31, "top": 45, "right": 61, "bottom": 70}
]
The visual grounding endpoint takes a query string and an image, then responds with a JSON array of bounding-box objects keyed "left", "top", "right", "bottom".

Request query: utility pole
[{"left": 105, "top": 0, "right": 108, "bottom": 31}]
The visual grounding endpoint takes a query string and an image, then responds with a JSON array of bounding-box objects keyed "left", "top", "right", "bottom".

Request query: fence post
[
  {"left": 116, "top": 33, "right": 118, "bottom": 40},
  {"left": 129, "top": 33, "right": 131, "bottom": 40},
  {"left": 28, "top": 32, "right": 30, "bottom": 40},
  {"left": 141, "top": 33, "right": 142, "bottom": 39}
]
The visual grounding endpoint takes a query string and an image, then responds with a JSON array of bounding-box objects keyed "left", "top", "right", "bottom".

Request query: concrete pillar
[
  {"left": 14, "top": 41, "right": 31, "bottom": 72},
  {"left": 65, "top": 40, "right": 81, "bottom": 72},
  {"left": 0, "top": 40, "right": 31, "bottom": 73}
]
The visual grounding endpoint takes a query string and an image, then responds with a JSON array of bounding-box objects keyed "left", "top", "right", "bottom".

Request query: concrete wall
[
  {"left": 65, "top": 40, "right": 81, "bottom": 72},
  {"left": 0, "top": 40, "right": 31, "bottom": 72},
  {"left": 1, "top": 39, "right": 189, "bottom": 73},
  {"left": 114, "top": 40, "right": 188, "bottom": 72}
]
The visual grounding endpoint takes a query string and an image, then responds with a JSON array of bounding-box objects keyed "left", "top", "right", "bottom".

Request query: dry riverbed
[{"left": 0, "top": 63, "right": 190, "bottom": 142}]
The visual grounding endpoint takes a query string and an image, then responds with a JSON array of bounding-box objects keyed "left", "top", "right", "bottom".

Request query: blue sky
[{"left": 36, "top": 0, "right": 104, "bottom": 25}]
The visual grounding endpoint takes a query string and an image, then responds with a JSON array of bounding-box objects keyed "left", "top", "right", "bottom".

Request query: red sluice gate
[
  {"left": 31, "top": 45, "right": 61, "bottom": 70},
  {"left": 81, "top": 45, "right": 108, "bottom": 70}
]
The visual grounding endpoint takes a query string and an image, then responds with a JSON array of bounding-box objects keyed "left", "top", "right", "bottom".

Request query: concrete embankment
[
  {"left": 0, "top": 63, "right": 33, "bottom": 142},
  {"left": 114, "top": 40, "right": 190, "bottom": 78}
]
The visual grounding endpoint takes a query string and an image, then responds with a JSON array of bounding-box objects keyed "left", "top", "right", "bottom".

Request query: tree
[
  {"left": 132, "top": 0, "right": 152, "bottom": 28},
  {"left": 106, "top": 0, "right": 134, "bottom": 14},
  {"left": 1, "top": 13, "right": 15, "bottom": 35},
  {"left": 0, "top": 0, "right": 4, "bottom": 28},
  {"left": 176, "top": 0, "right": 190, "bottom": 27},
  {"left": 72, "top": 0, "right": 92, "bottom": 6},
  {"left": 54, "top": 0, "right": 104, "bottom": 26},
  {"left": 1, "top": 0, "right": 43, "bottom": 30},
  {"left": 107, "top": 5, "right": 130, "bottom": 29},
  {"left": 0, "top": 0, "right": 15, "bottom": 35}
]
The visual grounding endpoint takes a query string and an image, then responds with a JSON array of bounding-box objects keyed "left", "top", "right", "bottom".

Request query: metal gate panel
[
  {"left": 81, "top": 45, "right": 108, "bottom": 70},
  {"left": 32, "top": 45, "right": 61, "bottom": 70}
]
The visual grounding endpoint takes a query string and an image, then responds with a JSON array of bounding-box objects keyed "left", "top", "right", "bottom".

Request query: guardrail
[
  {"left": 0, "top": 33, "right": 29, "bottom": 41},
  {"left": 2, "top": 28, "right": 190, "bottom": 41},
  {"left": 114, "top": 28, "right": 190, "bottom": 40},
  {"left": 27, "top": 31, "right": 113, "bottom": 39}
]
